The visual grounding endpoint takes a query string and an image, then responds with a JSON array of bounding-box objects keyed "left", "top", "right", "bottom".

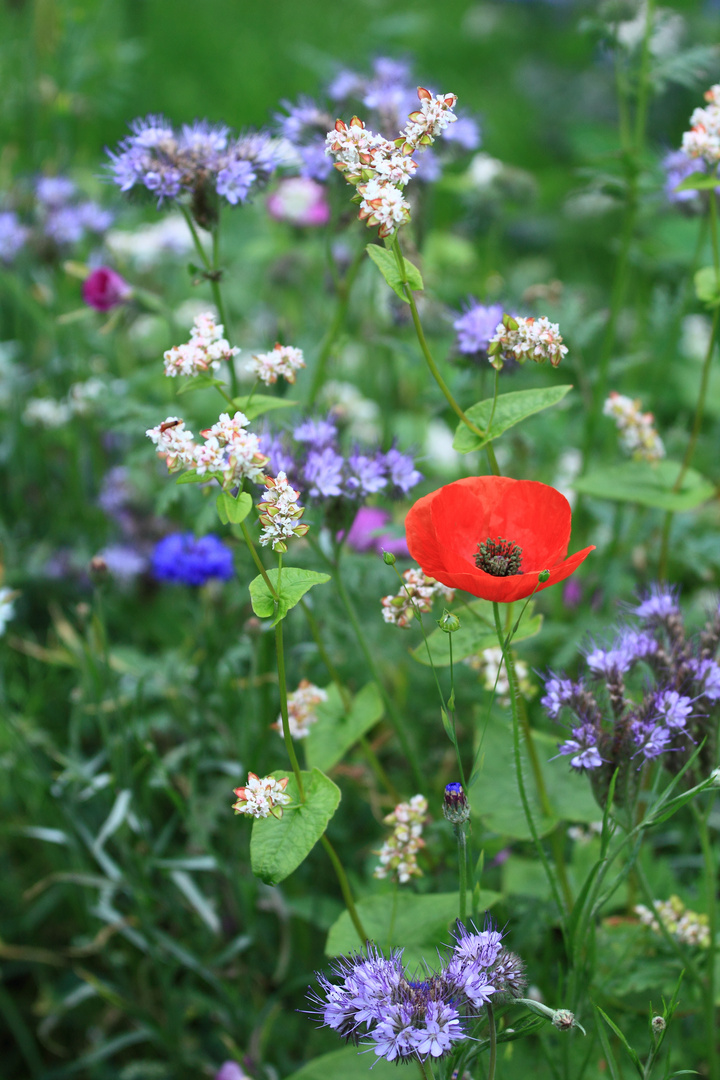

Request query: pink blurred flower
[
  {"left": 215, "top": 1063, "right": 248, "bottom": 1080},
  {"left": 340, "top": 506, "right": 410, "bottom": 558},
  {"left": 82, "top": 266, "right": 131, "bottom": 311},
  {"left": 266, "top": 177, "right": 330, "bottom": 227}
]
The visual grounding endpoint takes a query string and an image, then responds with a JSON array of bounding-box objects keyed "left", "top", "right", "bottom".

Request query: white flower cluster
[
  {"left": 248, "top": 343, "right": 305, "bottom": 386},
  {"left": 635, "top": 895, "right": 710, "bottom": 948},
  {"left": 603, "top": 392, "right": 665, "bottom": 462},
  {"left": 274, "top": 679, "right": 328, "bottom": 739},
  {"left": 257, "top": 471, "right": 309, "bottom": 553},
  {"left": 374, "top": 795, "right": 428, "bottom": 884},
  {"left": 381, "top": 568, "right": 455, "bottom": 629},
  {"left": 232, "top": 772, "right": 291, "bottom": 820},
  {"left": 0, "top": 587, "right": 16, "bottom": 636},
  {"left": 163, "top": 312, "right": 239, "bottom": 377},
  {"left": 464, "top": 647, "right": 533, "bottom": 707},
  {"left": 326, "top": 87, "right": 457, "bottom": 238},
  {"left": 146, "top": 410, "right": 268, "bottom": 488},
  {"left": 682, "top": 84, "right": 720, "bottom": 165},
  {"left": 488, "top": 315, "right": 568, "bottom": 370},
  {"left": 24, "top": 378, "right": 108, "bottom": 428}
]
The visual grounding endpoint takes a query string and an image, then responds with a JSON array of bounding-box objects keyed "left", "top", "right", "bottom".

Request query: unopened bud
[
  {"left": 538, "top": 569, "right": 550, "bottom": 583},
  {"left": 710, "top": 767, "right": 720, "bottom": 788},
  {"left": 438, "top": 609, "right": 460, "bottom": 633},
  {"left": 502, "top": 313, "right": 519, "bottom": 331},
  {"left": 89, "top": 555, "right": 108, "bottom": 578},
  {"left": 382, "top": 551, "right": 396, "bottom": 565},
  {"left": 443, "top": 782, "right": 470, "bottom": 825},
  {"left": 552, "top": 1009, "right": 577, "bottom": 1032},
  {"left": 651, "top": 1015, "right": 666, "bottom": 1036}
]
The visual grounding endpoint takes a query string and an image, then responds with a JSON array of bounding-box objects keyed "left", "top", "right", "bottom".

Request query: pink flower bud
[
  {"left": 82, "top": 267, "right": 131, "bottom": 311},
  {"left": 266, "top": 178, "right": 330, "bottom": 227}
]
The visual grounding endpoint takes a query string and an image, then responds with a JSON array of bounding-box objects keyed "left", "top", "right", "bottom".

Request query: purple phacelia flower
[
  {"left": 303, "top": 446, "right": 345, "bottom": 498},
  {"left": 453, "top": 301, "right": 505, "bottom": 357}
]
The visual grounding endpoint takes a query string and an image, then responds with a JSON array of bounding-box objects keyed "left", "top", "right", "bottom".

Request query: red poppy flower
[{"left": 405, "top": 475, "right": 594, "bottom": 604}]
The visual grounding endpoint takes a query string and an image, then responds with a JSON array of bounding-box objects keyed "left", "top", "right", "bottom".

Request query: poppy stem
[{"left": 492, "top": 602, "right": 569, "bottom": 924}]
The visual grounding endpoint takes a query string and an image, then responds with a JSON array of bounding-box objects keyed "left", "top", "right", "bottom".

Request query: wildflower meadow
[{"left": 3, "top": 1, "right": 720, "bottom": 1077}]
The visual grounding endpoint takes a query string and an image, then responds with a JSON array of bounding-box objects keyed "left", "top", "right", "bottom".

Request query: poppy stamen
[{"left": 475, "top": 536, "right": 523, "bottom": 577}]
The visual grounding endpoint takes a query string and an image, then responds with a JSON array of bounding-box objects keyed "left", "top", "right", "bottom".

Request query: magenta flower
[
  {"left": 340, "top": 506, "right": 410, "bottom": 557},
  {"left": 82, "top": 267, "right": 131, "bottom": 311},
  {"left": 266, "top": 177, "right": 330, "bottom": 226}
]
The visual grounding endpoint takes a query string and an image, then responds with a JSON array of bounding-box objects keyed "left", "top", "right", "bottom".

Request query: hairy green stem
[
  {"left": 492, "top": 602, "right": 568, "bottom": 924},
  {"left": 390, "top": 236, "right": 501, "bottom": 474},
  {"left": 457, "top": 824, "right": 468, "bottom": 924},
  {"left": 320, "top": 834, "right": 368, "bottom": 945},
  {"left": 693, "top": 801, "right": 718, "bottom": 1080},
  {"left": 240, "top": 522, "right": 278, "bottom": 599}
]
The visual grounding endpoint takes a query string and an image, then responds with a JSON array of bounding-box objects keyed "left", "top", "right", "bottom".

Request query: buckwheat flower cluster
[
  {"left": 308, "top": 918, "right": 525, "bottom": 1064},
  {"left": 273, "top": 679, "right": 328, "bottom": 739},
  {"left": 232, "top": 773, "right": 291, "bottom": 819},
  {"left": 163, "top": 312, "right": 239, "bottom": 377},
  {"left": 543, "top": 585, "right": 720, "bottom": 807},
  {"left": 248, "top": 343, "right": 305, "bottom": 386},
  {"left": 464, "top": 646, "right": 533, "bottom": 706},
  {"left": 374, "top": 795, "right": 428, "bottom": 883},
  {"left": 326, "top": 87, "right": 457, "bottom": 238},
  {"left": 381, "top": 568, "right": 455, "bottom": 629},
  {"left": 257, "top": 471, "right": 309, "bottom": 553},
  {"left": 146, "top": 412, "right": 268, "bottom": 489},
  {"left": 603, "top": 392, "right": 665, "bottom": 462},
  {"left": 635, "top": 895, "right": 710, "bottom": 948},
  {"left": 106, "top": 116, "right": 278, "bottom": 217},
  {"left": 488, "top": 314, "right": 568, "bottom": 370},
  {"left": 681, "top": 84, "right": 720, "bottom": 166}
]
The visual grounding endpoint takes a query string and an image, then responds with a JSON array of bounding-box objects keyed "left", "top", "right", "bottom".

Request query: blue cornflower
[
  {"left": 453, "top": 301, "right": 505, "bottom": 357},
  {"left": 152, "top": 533, "right": 234, "bottom": 586}
]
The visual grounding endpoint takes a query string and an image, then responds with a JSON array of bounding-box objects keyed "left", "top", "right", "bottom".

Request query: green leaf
[
  {"left": 694, "top": 266, "right": 720, "bottom": 308},
  {"left": 216, "top": 491, "right": 252, "bottom": 526},
  {"left": 412, "top": 600, "right": 542, "bottom": 667},
  {"left": 326, "top": 890, "right": 501, "bottom": 971},
  {"left": 572, "top": 460, "right": 715, "bottom": 512},
  {"left": 596, "top": 1005, "right": 644, "bottom": 1076},
  {"left": 305, "top": 682, "right": 384, "bottom": 773},
  {"left": 175, "top": 375, "right": 227, "bottom": 395},
  {"left": 248, "top": 567, "right": 331, "bottom": 626},
  {"left": 232, "top": 393, "right": 298, "bottom": 420},
  {"left": 365, "top": 244, "right": 423, "bottom": 303},
  {"left": 176, "top": 470, "right": 222, "bottom": 485},
  {"left": 471, "top": 715, "right": 600, "bottom": 839},
  {"left": 453, "top": 385, "right": 573, "bottom": 453},
  {"left": 250, "top": 769, "right": 341, "bottom": 885},
  {"left": 674, "top": 172, "right": 720, "bottom": 192},
  {"left": 285, "top": 1047, "right": 399, "bottom": 1080}
]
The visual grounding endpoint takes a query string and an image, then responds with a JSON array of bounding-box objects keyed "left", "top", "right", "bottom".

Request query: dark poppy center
[{"left": 475, "top": 536, "right": 523, "bottom": 576}]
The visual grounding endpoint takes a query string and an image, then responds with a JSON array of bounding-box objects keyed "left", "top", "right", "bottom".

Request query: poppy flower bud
[
  {"left": 442, "top": 782, "right": 470, "bottom": 824},
  {"left": 438, "top": 609, "right": 460, "bottom": 633},
  {"left": 538, "top": 569, "right": 550, "bottom": 583},
  {"left": 383, "top": 551, "right": 397, "bottom": 565}
]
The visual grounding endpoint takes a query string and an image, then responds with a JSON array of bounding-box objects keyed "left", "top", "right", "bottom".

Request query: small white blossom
[
  {"left": 257, "top": 471, "right": 309, "bottom": 553},
  {"left": 397, "top": 88, "right": 458, "bottom": 151},
  {"left": 248, "top": 343, "right": 305, "bottom": 386},
  {"left": 0, "top": 587, "right": 17, "bottom": 635},
  {"left": 603, "top": 392, "right": 665, "bottom": 462},
  {"left": 682, "top": 85, "right": 720, "bottom": 165},
  {"left": 357, "top": 177, "right": 411, "bottom": 237},
  {"left": 146, "top": 411, "right": 268, "bottom": 487},
  {"left": 232, "top": 773, "right": 291, "bottom": 819},
  {"left": 635, "top": 896, "right": 710, "bottom": 948},
  {"left": 464, "top": 646, "right": 533, "bottom": 706},
  {"left": 163, "top": 311, "right": 239, "bottom": 377},
  {"left": 374, "top": 795, "right": 428, "bottom": 883},
  {"left": 145, "top": 416, "right": 198, "bottom": 471},
  {"left": 274, "top": 679, "right": 328, "bottom": 739},
  {"left": 23, "top": 397, "right": 74, "bottom": 428},
  {"left": 381, "top": 568, "right": 455, "bottom": 629},
  {"left": 488, "top": 315, "right": 568, "bottom": 370}
]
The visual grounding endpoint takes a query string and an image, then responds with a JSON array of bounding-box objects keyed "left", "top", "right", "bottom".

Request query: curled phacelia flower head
[
  {"left": 232, "top": 773, "right": 291, "bottom": 819},
  {"left": 308, "top": 916, "right": 523, "bottom": 1063}
]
